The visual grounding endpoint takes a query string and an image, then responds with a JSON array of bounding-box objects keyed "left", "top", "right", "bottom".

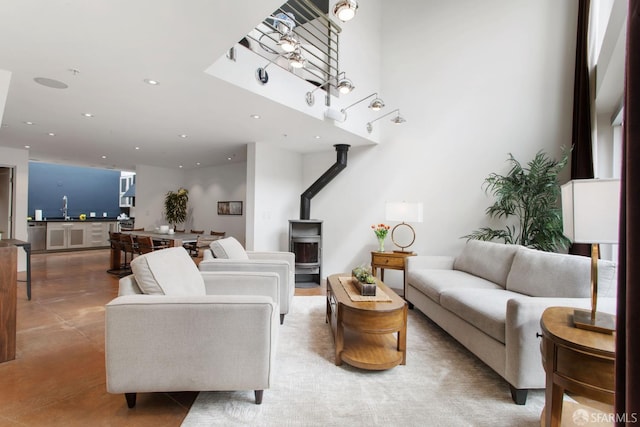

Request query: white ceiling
[{"left": 0, "top": 0, "right": 371, "bottom": 171}]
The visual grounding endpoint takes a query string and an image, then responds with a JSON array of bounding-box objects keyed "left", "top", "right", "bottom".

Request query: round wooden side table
[{"left": 540, "top": 306, "right": 615, "bottom": 427}]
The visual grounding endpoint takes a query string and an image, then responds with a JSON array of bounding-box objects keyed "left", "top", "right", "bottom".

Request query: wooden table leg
[
  {"left": 335, "top": 304, "right": 343, "bottom": 366},
  {"left": 398, "top": 305, "right": 407, "bottom": 365}
]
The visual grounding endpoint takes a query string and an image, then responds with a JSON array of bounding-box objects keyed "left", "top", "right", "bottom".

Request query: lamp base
[{"left": 573, "top": 309, "right": 616, "bottom": 334}]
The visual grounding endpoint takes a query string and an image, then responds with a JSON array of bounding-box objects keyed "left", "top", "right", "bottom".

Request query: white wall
[
  {"left": 248, "top": 142, "right": 302, "bottom": 251},
  {"left": 134, "top": 164, "right": 184, "bottom": 230},
  {"left": 297, "top": 0, "right": 578, "bottom": 291},
  {"left": 184, "top": 162, "right": 247, "bottom": 244},
  {"left": 0, "top": 146, "right": 29, "bottom": 271}
]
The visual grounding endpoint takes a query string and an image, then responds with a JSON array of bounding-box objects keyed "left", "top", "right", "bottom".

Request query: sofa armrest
[
  {"left": 247, "top": 251, "right": 295, "bottom": 270},
  {"left": 118, "top": 275, "right": 143, "bottom": 296},
  {"left": 504, "top": 296, "right": 616, "bottom": 389},
  {"left": 203, "top": 248, "right": 215, "bottom": 261},
  {"left": 199, "top": 258, "right": 293, "bottom": 314},
  {"left": 105, "top": 294, "right": 278, "bottom": 394},
  {"left": 202, "top": 271, "right": 279, "bottom": 304},
  {"left": 405, "top": 255, "right": 455, "bottom": 271}
]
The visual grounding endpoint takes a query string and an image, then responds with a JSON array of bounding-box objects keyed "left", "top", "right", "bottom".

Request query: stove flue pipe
[{"left": 300, "top": 144, "right": 350, "bottom": 220}]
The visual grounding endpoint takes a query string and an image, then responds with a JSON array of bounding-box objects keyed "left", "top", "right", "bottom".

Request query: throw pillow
[
  {"left": 210, "top": 236, "right": 249, "bottom": 259},
  {"left": 130, "top": 247, "right": 206, "bottom": 295}
]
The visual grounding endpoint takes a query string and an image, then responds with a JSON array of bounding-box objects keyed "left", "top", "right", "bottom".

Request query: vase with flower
[{"left": 371, "top": 223, "right": 391, "bottom": 252}]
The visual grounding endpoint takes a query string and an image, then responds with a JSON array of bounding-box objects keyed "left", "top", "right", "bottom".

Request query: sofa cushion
[
  {"left": 453, "top": 240, "right": 519, "bottom": 288},
  {"left": 440, "top": 289, "right": 524, "bottom": 344},
  {"left": 505, "top": 246, "right": 617, "bottom": 298},
  {"left": 408, "top": 269, "right": 502, "bottom": 304},
  {"left": 130, "top": 247, "right": 205, "bottom": 296},
  {"left": 210, "top": 237, "right": 249, "bottom": 260}
]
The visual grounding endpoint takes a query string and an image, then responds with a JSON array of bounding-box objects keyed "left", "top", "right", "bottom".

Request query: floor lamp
[{"left": 561, "top": 178, "right": 620, "bottom": 334}]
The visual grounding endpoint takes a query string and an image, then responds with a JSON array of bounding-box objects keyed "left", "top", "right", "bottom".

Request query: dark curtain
[
  {"left": 615, "top": 1, "right": 640, "bottom": 424},
  {"left": 570, "top": 0, "right": 594, "bottom": 257}
]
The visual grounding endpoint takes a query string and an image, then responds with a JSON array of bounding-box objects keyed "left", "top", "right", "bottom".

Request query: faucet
[{"left": 61, "top": 195, "right": 69, "bottom": 220}]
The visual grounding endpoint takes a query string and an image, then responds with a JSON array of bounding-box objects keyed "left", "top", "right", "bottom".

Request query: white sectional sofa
[{"left": 405, "top": 240, "right": 617, "bottom": 404}]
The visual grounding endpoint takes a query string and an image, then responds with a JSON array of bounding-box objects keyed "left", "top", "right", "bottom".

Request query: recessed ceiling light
[
  {"left": 135, "top": 146, "right": 140, "bottom": 150},
  {"left": 24, "top": 121, "right": 35, "bottom": 125},
  {"left": 227, "top": 157, "right": 232, "bottom": 161},
  {"left": 24, "top": 145, "right": 30, "bottom": 149},
  {"left": 196, "top": 162, "right": 201, "bottom": 166},
  {"left": 144, "top": 78, "right": 159, "bottom": 85},
  {"left": 179, "top": 165, "right": 183, "bottom": 168},
  {"left": 179, "top": 134, "right": 188, "bottom": 139},
  {"left": 101, "top": 155, "right": 107, "bottom": 159},
  {"left": 47, "top": 132, "right": 55, "bottom": 136},
  {"left": 250, "top": 114, "right": 260, "bottom": 119},
  {"left": 314, "top": 135, "right": 321, "bottom": 139},
  {"left": 82, "top": 113, "right": 94, "bottom": 118}
]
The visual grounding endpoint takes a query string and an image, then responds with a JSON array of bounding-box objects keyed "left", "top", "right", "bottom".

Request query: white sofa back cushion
[
  {"left": 130, "top": 247, "right": 206, "bottom": 296},
  {"left": 210, "top": 237, "right": 249, "bottom": 260},
  {"left": 453, "top": 240, "right": 519, "bottom": 288},
  {"left": 505, "top": 247, "right": 617, "bottom": 298}
]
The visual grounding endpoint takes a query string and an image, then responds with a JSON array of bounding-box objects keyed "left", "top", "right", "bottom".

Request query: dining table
[{"left": 109, "top": 231, "right": 200, "bottom": 271}]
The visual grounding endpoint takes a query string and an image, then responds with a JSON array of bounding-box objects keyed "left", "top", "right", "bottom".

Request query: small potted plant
[{"left": 352, "top": 265, "right": 377, "bottom": 296}]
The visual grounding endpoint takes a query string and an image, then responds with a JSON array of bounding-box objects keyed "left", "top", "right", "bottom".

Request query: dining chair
[
  {"left": 190, "top": 229, "right": 204, "bottom": 234},
  {"left": 135, "top": 236, "right": 168, "bottom": 254}
]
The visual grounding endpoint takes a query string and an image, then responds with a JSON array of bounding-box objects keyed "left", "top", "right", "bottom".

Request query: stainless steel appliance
[{"left": 27, "top": 221, "right": 47, "bottom": 251}]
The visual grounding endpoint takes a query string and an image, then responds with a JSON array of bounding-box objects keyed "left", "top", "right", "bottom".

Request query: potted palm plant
[
  {"left": 164, "top": 188, "right": 189, "bottom": 230},
  {"left": 464, "top": 149, "right": 570, "bottom": 252}
]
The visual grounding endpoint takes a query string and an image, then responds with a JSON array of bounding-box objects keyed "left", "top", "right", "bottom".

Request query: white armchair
[
  {"left": 105, "top": 247, "right": 280, "bottom": 408},
  {"left": 198, "top": 237, "right": 295, "bottom": 324}
]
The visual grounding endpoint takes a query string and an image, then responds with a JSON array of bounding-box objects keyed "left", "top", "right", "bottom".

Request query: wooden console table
[
  {"left": 540, "top": 306, "right": 615, "bottom": 427},
  {"left": 0, "top": 244, "right": 17, "bottom": 363}
]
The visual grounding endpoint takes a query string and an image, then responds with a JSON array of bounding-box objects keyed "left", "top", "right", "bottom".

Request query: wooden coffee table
[{"left": 326, "top": 273, "right": 407, "bottom": 370}]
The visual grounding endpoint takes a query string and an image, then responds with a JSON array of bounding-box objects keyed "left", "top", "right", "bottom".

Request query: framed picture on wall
[{"left": 218, "top": 201, "right": 243, "bottom": 215}]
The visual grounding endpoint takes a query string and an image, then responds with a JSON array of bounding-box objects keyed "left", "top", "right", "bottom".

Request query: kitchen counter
[{"left": 27, "top": 219, "right": 121, "bottom": 252}]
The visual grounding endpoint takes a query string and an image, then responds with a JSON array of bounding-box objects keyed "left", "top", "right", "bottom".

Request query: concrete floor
[{"left": 0, "top": 249, "right": 321, "bottom": 426}]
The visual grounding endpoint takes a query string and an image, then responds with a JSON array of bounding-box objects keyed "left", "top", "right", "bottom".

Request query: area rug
[{"left": 181, "top": 296, "right": 544, "bottom": 426}]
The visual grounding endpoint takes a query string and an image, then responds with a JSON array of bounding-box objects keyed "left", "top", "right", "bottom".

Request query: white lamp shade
[
  {"left": 385, "top": 202, "right": 423, "bottom": 223},
  {"left": 561, "top": 179, "right": 620, "bottom": 244}
]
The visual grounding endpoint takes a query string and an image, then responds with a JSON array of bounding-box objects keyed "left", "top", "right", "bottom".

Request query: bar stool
[
  {"left": 107, "top": 232, "right": 128, "bottom": 277},
  {"left": 119, "top": 234, "right": 137, "bottom": 274}
]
